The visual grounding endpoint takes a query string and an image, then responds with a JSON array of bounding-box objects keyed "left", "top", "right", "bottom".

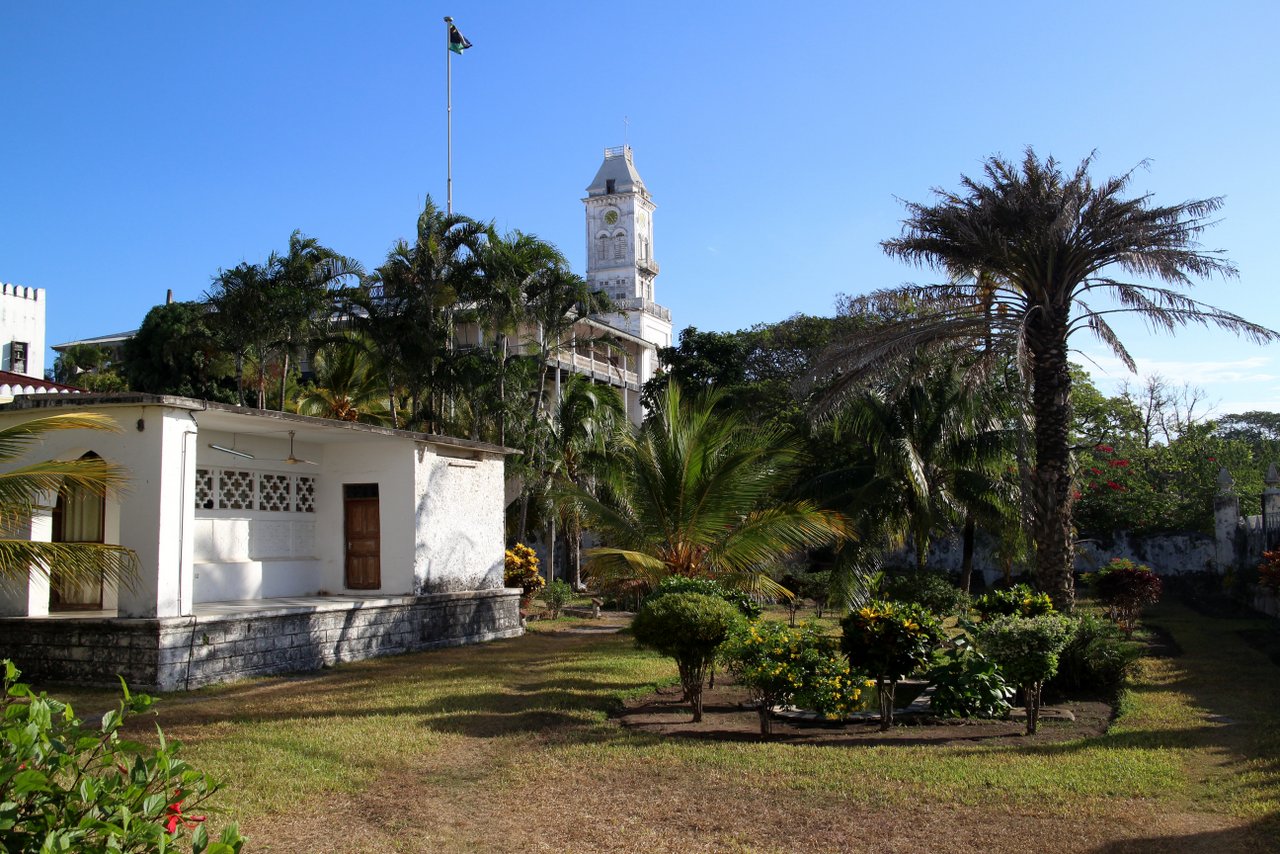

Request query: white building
[
  {"left": 582, "top": 145, "right": 672, "bottom": 406},
  {"left": 0, "top": 394, "right": 522, "bottom": 690},
  {"left": 0, "top": 282, "right": 45, "bottom": 379}
]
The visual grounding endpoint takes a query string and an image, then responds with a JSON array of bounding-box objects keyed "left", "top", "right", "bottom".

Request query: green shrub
[
  {"left": 927, "top": 645, "right": 1014, "bottom": 719},
  {"left": 631, "top": 592, "right": 744, "bottom": 722},
  {"left": 0, "top": 661, "right": 245, "bottom": 854},
  {"left": 646, "top": 576, "right": 763, "bottom": 620},
  {"left": 722, "top": 621, "right": 868, "bottom": 736},
  {"left": 1045, "top": 613, "right": 1142, "bottom": 699},
  {"left": 883, "top": 571, "right": 969, "bottom": 617},
  {"left": 973, "top": 614, "right": 1073, "bottom": 734},
  {"left": 1091, "top": 559, "right": 1163, "bottom": 635},
  {"left": 542, "top": 579, "right": 574, "bottom": 619},
  {"left": 840, "top": 600, "right": 944, "bottom": 730},
  {"left": 973, "top": 584, "right": 1054, "bottom": 620}
]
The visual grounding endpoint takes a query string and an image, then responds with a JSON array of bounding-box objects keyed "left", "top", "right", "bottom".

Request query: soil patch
[{"left": 617, "top": 680, "right": 1112, "bottom": 745}]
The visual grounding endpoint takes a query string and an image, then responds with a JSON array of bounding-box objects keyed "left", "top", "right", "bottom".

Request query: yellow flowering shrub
[
  {"left": 723, "top": 621, "right": 868, "bottom": 736},
  {"left": 504, "top": 543, "right": 544, "bottom": 596}
]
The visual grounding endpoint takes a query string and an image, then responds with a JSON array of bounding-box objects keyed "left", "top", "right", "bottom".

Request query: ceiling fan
[{"left": 278, "top": 431, "right": 318, "bottom": 466}]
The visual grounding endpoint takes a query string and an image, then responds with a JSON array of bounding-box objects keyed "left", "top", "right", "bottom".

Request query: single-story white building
[{"left": 0, "top": 393, "right": 523, "bottom": 690}]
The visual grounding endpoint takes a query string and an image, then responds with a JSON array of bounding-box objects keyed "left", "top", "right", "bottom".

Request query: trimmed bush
[
  {"left": 631, "top": 592, "right": 744, "bottom": 722},
  {"left": 542, "top": 580, "right": 573, "bottom": 619},
  {"left": 1046, "top": 613, "right": 1142, "bottom": 699},
  {"left": 973, "top": 614, "right": 1073, "bottom": 734},
  {"left": 723, "top": 621, "right": 867, "bottom": 736},
  {"left": 841, "top": 600, "right": 944, "bottom": 730},
  {"left": 645, "top": 575, "right": 763, "bottom": 619},
  {"left": 883, "top": 571, "right": 969, "bottom": 617}
]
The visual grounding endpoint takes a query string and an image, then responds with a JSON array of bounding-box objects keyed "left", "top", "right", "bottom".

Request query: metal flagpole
[{"left": 444, "top": 16, "right": 453, "bottom": 215}]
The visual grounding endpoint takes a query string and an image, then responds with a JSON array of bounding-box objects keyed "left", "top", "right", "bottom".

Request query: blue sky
[{"left": 3, "top": 1, "right": 1278, "bottom": 413}]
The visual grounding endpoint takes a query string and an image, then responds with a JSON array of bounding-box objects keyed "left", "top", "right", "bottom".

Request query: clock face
[{"left": 604, "top": 210, "right": 619, "bottom": 225}]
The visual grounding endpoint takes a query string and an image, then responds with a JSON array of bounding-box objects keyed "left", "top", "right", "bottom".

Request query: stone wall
[{"left": 0, "top": 588, "right": 522, "bottom": 692}]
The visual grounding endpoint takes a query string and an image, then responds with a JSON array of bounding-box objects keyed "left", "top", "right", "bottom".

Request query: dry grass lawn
[{"left": 70, "top": 601, "right": 1280, "bottom": 852}]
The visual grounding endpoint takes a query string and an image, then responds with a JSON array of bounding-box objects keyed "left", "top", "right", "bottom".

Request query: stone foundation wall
[{"left": 0, "top": 589, "right": 522, "bottom": 692}]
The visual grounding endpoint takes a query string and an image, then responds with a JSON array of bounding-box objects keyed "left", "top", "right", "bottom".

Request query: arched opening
[{"left": 50, "top": 452, "right": 106, "bottom": 610}]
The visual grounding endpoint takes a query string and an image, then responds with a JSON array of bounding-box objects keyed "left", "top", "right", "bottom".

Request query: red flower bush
[{"left": 1093, "top": 559, "right": 1162, "bottom": 635}]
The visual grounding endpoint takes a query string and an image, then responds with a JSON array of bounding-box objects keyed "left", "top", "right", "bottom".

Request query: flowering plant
[
  {"left": 504, "top": 543, "right": 544, "bottom": 597},
  {"left": 973, "top": 584, "right": 1054, "bottom": 620},
  {"left": 1257, "top": 550, "right": 1280, "bottom": 593},
  {"left": 723, "top": 621, "right": 868, "bottom": 735},
  {"left": 1092, "top": 558, "right": 1162, "bottom": 635},
  {"left": 840, "top": 600, "right": 943, "bottom": 730},
  {"left": 0, "top": 661, "right": 244, "bottom": 853}
]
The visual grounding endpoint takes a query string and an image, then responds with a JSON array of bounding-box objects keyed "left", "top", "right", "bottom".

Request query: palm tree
[
  {"left": 816, "top": 149, "right": 1277, "bottom": 608},
  {"left": 570, "top": 382, "right": 850, "bottom": 598},
  {"left": 543, "top": 375, "right": 626, "bottom": 589},
  {"left": 0, "top": 414, "right": 137, "bottom": 589},
  {"left": 295, "top": 335, "right": 394, "bottom": 426},
  {"left": 347, "top": 198, "right": 484, "bottom": 433},
  {"left": 833, "top": 357, "right": 1014, "bottom": 573}
]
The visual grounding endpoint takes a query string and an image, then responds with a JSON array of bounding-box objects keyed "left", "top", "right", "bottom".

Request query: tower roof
[{"left": 585, "top": 146, "right": 648, "bottom": 197}]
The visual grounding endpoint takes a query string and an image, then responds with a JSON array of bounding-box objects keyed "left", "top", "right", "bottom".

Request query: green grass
[{"left": 28, "top": 599, "right": 1280, "bottom": 851}]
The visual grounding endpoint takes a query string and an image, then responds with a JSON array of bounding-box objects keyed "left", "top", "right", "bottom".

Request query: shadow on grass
[{"left": 1091, "top": 812, "right": 1280, "bottom": 853}]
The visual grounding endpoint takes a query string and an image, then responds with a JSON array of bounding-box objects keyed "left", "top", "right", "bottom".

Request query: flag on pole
[{"left": 448, "top": 23, "right": 473, "bottom": 54}]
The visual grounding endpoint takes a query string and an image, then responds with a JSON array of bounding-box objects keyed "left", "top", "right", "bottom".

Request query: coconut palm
[
  {"left": 295, "top": 335, "right": 393, "bottom": 426},
  {"left": 815, "top": 149, "right": 1277, "bottom": 608},
  {"left": 832, "top": 357, "right": 1015, "bottom": 573},
  {"left": 347, "top": 198, "right": 485, "bottom": 433},
  {"left": 0, "top": 414, "right": 137, "bottom": 589},
  {"left": 570, "top": 382, "right": 850, "bottom": 598}
]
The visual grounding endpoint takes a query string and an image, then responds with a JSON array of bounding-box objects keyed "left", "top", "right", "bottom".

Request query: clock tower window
[{"left": 606, "top": 179, "right": 616, "bottom": 193}]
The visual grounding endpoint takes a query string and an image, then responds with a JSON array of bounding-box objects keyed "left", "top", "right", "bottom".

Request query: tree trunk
[
  {"left": 878, "top": 677, "right": 896, "bottom": 731},
  {"left": 235, "top": 354, "right": 245, "bottom": 407},
  {"left": 959, "top": 513, "right": 976, "bottom": 593},
  {"left": 1027, "top": 311, "right": 1076, "bottom": 611},
  {"left": 280, "top": 349, "right": 290, "bottom": 412},
  {"left": 757, "top": 701, "right": 773, "bottom": 737}
]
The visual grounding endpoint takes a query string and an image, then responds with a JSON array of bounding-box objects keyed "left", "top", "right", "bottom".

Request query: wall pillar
[
  {"left": 0, "top": 506, "right": 52, "bottom": 617},
  {"left": 1214, "top": 467, "right": 1241, "bottom": 574},
  {"left": 1263, "top": 463, "right": 1280, "bottom": 557}
]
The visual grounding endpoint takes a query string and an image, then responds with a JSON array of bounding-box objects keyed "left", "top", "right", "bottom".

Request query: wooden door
[
  {"left": 343, "top": 484, "right": 381, "bottom": 590},
  {"left": 50, "top": 480, "right": 105, "bottom": 609}
]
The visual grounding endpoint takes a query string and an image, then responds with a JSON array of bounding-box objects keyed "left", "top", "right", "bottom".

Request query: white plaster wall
[
  {"left": 193, "top": 429, "right": 324, "bottom": 601},
  {"left": 0, "top": 285, "right": 46, "bottom": 378},
  {"left": 0, "top": 404, "right": 196, "bottom": 618},
  {"left": 413, "top": 447, "right": 505, "bottom": 593},
  {"left": 317, "top": 437, "right": 418, "bottom": 596}
]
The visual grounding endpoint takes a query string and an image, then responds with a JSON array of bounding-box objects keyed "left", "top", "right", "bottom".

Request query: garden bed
[{"left": 616, "top": 680, "right": 1112, "bottom": 745}]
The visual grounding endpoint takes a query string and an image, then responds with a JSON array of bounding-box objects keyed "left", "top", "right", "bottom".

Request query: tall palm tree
[
  {"left": 570, "top": 382, "right": 850, "bottom": 598},
  {"left": 0, "top": 414, "right": 137, "bottom": 589},
  {"left": 543, "top": 375, "right": 626, "bottom": 589},
  {"left": 815, "top": 149, "right": 1277, "bottom": 607},
  {"left": 347, "top": 198, "right": 484, "bottom": 433},
  {"left": 270, "top": 231, "right": 363, "bottom": 411}
]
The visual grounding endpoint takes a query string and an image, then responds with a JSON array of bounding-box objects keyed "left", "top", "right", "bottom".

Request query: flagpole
[{"left": 444, "top": 16, "right": 454, "bottom": 216}]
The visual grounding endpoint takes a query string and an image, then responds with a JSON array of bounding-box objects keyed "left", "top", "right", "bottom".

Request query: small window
[
  {"left": 10, "top": 342, "right": 27, "bottom": 375},
  {"left": 605, "top": 179, "right": 616, "bottom": 194},
  {"left": 344, "top": 483, "right": 379, "bottom": 500}
]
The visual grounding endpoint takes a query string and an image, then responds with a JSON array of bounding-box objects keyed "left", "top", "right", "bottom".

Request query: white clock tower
[{"left": 583, "top": 146, "right": 672, "bottom": 358}]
